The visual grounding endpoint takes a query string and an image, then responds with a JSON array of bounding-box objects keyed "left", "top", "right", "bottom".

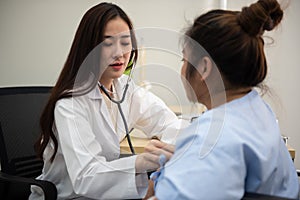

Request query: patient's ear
[{"left": 197, "top": 56, "right": 213, "bottom": 81}]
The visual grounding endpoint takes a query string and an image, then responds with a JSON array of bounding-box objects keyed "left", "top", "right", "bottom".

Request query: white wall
[
  {"left": 0, "top": 0, "right": 299, "bottom": 169},
  {"left": 265, "top": 0, "right": 300, "bottom": 170},
  {"left": 0, "top": 0, "right": 219, "bottom": 87},
  {"left": 226, "top": 0, "right": 300, "bottom": 169}
]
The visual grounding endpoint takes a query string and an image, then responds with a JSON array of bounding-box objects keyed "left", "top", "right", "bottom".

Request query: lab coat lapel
[
  {"left": 99, "top": 98, "right": 117, "bottom": 135},
  {"left": 89, "top": 86, "right": 118, "bottom": 137}
]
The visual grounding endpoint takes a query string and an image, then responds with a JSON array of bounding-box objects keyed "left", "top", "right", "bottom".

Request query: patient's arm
[{"left": 143, "top": 180, "right": 155, "bottom": 200}]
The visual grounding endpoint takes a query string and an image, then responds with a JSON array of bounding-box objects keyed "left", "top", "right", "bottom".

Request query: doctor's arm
[
  {"left": 130, "top": 86, "right": 186, "bottom": 144},
  {"left": 139, "top": 140, "right": 174, "bottom": 200},
  {"left": 54, "top": 100, "right": 147, "bottom": 199}
]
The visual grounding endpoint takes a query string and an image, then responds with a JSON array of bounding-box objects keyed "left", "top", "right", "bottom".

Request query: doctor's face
[{"left": 100, "top": 17, "right": 132, "bottom": 80}]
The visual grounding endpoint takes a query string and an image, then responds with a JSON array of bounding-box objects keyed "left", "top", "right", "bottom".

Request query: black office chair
[
  {"left": 242, "top": 192, "right": 298, "bottom": 200},
  {"left": 242, "top": 168, "right": 300, "bottom": 200},
  {"left": 0, "top": 86, "right": 57, "bottom": 200}
]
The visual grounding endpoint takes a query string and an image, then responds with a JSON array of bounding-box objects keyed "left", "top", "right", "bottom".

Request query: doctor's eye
[
  {"left": 121, "top": 39, "right": 131, "bottom": 47},
  {"left": 103, "top": 42, "right": 113, "bottom": 47},
  {"left": 121, "top": 42, "right": 130, "bottom": 46}
]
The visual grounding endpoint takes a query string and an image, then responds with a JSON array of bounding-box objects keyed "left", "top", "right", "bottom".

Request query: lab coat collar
[
  {"left": 86, "top": 76, "right": 129, "bottom": 142},
  {"left": 87, "top": 75, "right": 129, "bottom": 100},
  {"left": 86, "top": 81, "right": 120, "bottom": 142},
  {"left": 87, "top": 85, "right": 103, "bottom": 100}
]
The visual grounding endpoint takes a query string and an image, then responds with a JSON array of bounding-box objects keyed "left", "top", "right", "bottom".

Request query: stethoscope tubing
[{"left": 99, "top": 83, "right": 136, "bottom": 155}]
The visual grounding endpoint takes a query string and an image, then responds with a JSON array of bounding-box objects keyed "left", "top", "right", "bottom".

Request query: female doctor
[{"left": 31, "top": 2, "right": 180, "bottom": 200}]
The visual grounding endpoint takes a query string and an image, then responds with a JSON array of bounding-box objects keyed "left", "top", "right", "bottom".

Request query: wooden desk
[
  {"left": 287, "top": 144, "right": 295, "bottom": 161},
  {"left": 121, "top": 137, "right": 296, "bottom": 161},
  {"left": 120, "top": 136, "right": 150, "bottom": 154}
]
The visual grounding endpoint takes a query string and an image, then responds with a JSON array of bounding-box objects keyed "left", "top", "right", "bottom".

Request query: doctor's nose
[{"left": 112, "top": 44, "right": 124, "bottom": 59}]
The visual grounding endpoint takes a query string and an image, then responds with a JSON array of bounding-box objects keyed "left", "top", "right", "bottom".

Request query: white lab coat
[{"left": 30, "top": 75, "right": 185, "bottom": 200}]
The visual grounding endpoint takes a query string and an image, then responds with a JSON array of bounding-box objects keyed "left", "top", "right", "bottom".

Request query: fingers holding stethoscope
[{"left": 135, "top": 140, "right": 175, "bottom": 173}]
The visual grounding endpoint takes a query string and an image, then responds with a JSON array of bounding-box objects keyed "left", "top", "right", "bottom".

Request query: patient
[{"left": 151, "top": 0, "right": 299, "bottom": 199}]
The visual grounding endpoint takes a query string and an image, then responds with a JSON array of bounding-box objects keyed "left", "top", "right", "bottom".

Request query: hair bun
[{"left": 237, "top": 0, "right": 283, "bottom": 37}]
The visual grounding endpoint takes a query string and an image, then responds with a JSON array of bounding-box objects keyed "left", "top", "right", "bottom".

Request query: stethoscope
[{"left": 98, "top": 55, "right": 136, "bottom": 155}]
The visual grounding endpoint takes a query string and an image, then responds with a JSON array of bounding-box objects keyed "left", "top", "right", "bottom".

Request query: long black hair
[{"left": 35, "top": 2, "right": 138, "bottom": 162}]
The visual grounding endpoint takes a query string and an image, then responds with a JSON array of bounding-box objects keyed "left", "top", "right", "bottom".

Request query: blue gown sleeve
[{"left": 154, "top": 122, "right": 247, "bottom": 200}]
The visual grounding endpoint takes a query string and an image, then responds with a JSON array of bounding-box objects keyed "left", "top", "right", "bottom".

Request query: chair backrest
[{"left": 0, "top": 86, "right": 52, "bottom": 178}]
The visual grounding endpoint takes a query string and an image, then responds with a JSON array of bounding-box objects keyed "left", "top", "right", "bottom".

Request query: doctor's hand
[{"left": 135, "top": 140, "right": 175, "bottom": 173}]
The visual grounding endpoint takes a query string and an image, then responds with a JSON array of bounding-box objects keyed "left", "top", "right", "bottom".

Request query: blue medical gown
[{"left": 154, "top": 90, "right": 299, "bottom": 199}]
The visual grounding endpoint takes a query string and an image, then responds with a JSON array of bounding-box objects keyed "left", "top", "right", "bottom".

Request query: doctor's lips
[{"left": 109, "top": 62, "right": 124, "bottom": 70}]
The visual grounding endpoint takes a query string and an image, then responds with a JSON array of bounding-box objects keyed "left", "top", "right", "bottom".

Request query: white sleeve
[
  {"left": 129, "top": 85, "right": 187, "bottom": 144},
  {"left": 54, "top": 99, "right": 148, "bottom": 199}
]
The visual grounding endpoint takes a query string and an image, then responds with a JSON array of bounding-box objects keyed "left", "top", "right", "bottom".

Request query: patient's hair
[{"left": 184, "top": 0, "right": 283, "bottom": 89}]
